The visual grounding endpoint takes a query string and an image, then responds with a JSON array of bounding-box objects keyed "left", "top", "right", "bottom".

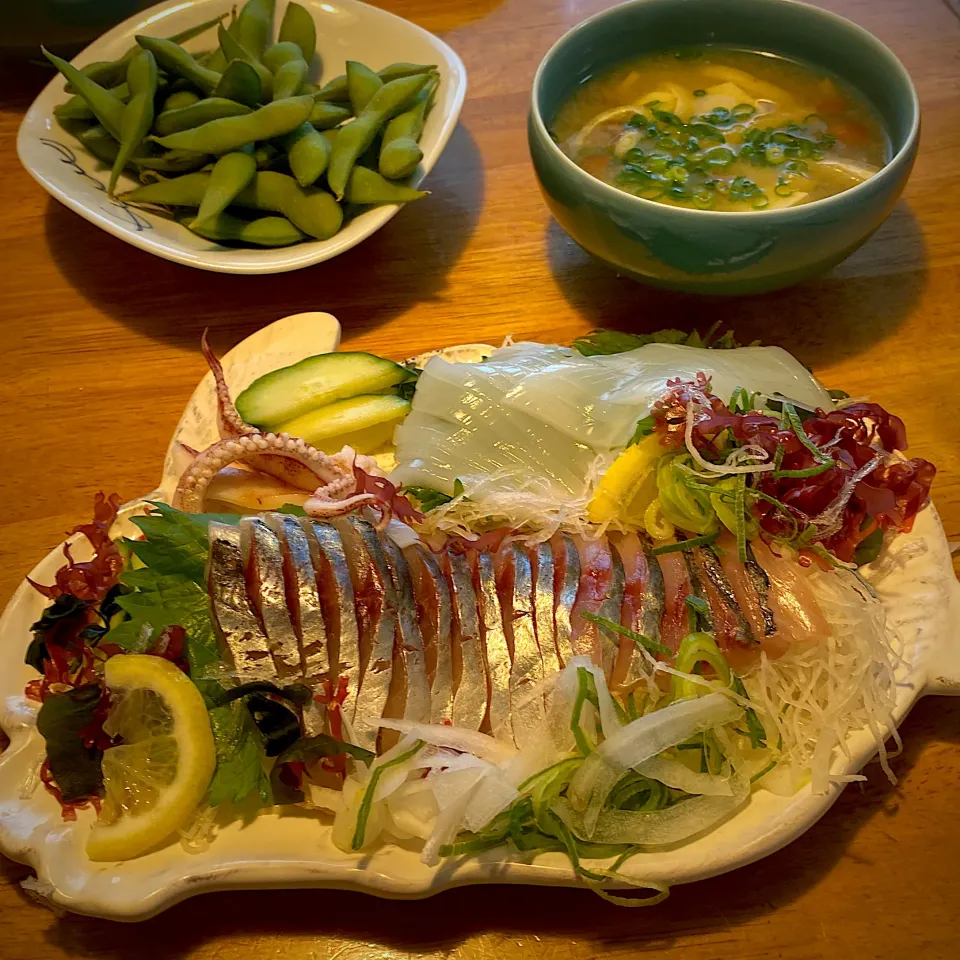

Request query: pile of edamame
[{"left": 46, "top": 0, "right": 439, "bottom": 248}]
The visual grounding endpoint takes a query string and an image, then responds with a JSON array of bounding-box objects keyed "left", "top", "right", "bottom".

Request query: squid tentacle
[
  {"left": 174, "top": 432, "right": 354, "bottom": 513},
  {"left": 202, "top": 330, "right": 256, "bottom": 440},
  {"left": 200, "top": 333, "right": 338, "bottom": 492}
]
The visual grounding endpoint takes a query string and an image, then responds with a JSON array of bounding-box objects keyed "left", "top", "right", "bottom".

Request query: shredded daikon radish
[{"left": 744, "top": 566, "right": 900, "bottom": 789}]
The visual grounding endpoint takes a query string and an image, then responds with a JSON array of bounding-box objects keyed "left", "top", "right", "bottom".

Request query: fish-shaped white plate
[{"left": 1, "top": 313, "right": 958, "bottom": 920}]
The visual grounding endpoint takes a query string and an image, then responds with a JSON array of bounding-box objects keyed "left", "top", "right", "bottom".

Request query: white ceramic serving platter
[
  {"left": 1, "top": 313, "right": 959, "bottom": 920},
  {"left": 16, "top": 0, "right": 467, "bottom": 274}
]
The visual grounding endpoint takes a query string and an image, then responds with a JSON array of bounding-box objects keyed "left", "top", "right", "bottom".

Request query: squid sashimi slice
[
  {"left": 477, "top": 551, "right": 513, "bottom": 744},
  {"left": 333, "top": 516, "right": 396, "bottom": 752},
  {"left": 208, "top": 521, "right": 277, "bottom": 684},
  {"left": 657, "top": 550, "right": 693, "bottom": 655},
  {"left": 406, "top": 544, "right": 455, "bottom": 724},
  {"left": 391, "top": 349, "right": 601, "bottom": 499},
  {"left": 241, "top": 517, "right": 303, "bottom": 683},
  {"left": 266, "top": 513, "right": 331, "bottom": 736},
  {"left": 495, "top": 543, "right": 546, "bottom": 747},
  {"left": 550, "top": 533, "right": 580, "bottom": 666},
  {"left": 302, "top": 520, "right": 359, "bottom": 715},
  {"left": 608, "top": 532, "right": 665, "bottom": 691},
  {"left": 446, "top": 551, "right": 488, "bottom": 731},
  {"left": 571, "top": 537, "right": 624, "bottom": 677},
  {"left": 383, "top": 537, "right": 431, "bottom": 726},
  {"left": 528, "top": 542, "right": 563, "bottom": 679}
]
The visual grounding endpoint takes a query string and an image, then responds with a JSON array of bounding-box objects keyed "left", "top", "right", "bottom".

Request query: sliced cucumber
[
  {"left": 276, "top": 394, "right": 411, "bottom": 454},
  {"left": 236, "top": 352, "right": 414, "bottom": 429}
]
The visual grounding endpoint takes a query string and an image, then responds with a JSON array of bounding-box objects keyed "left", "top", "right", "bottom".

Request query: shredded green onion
[
  {"left": 782, "top": 402, "right": 829, "bottom": 463},
  {"left": 734, "top": 474, "right": 747, "bottom": 563},
  {"left": 582, "top": 611, "right": 672, "bottom": 656},
  {"left": 571, "top": 667, "right": 600, "bottom": 754},
  {"left": 652, "top": 531, "right": 719, "bottom": 555}
]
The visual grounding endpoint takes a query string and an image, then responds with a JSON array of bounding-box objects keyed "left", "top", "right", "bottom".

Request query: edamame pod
[
  {"left": 346, "top": 61, "right": 382, "bottom": 115},
  {"left": 378, "top": 138, "right": 423, "bottom": 180},
  {"left": 152, "top": 95, "right": 314, "bottom": 154},
  {"left": 282, "top": 122, "right": 330, "bottom": 187},
  {"left": 162, "top": 89, "right": 200, "bottom": 112},
  {"left": 326, "top": 73, "right": 429, "bottom": 199},
  {"left": 254, "top": 143, "right": 282, "bottom": 169},
  {"left": 309, "top": 102, "right": 351, "bottom": 130},
  {"left": 78, "top": 124, "right": 120, "bottom": 164},
  {"left": 54, "top": 83, "right": 129, "bottom": 123},
  {"left": 43, "top": 47, "right": 126, "bottom": 141},
  {"left": 239, "top": 171, "right": 343, "bottom": 239},
  {"left": 109, "top": 48, "right": 158, "bottom": 195},
  {"left": 124, "top": 170, "right": 343, "bottom": 240},
  {"left": 273, "top": 58, "right": 308, "bottom": 101},
  {"left": 278, "top": 3, "right": 316, "bottom": 63},
  {"left": 378, "top": 79, "right": 435, "bottom": 179},
  {"left": 154, "top": 98, "right": 253, "bottom": 137},
  {"left": 218, "top": 25, "right": 274, "bottom": 101},
  {"left": 236, "top": 0, "right": 275, "bottom": 58},
  {"left": 313, "top": 62, "right": 437, "bottom": 103},
  {"left": 122, "top": 172, "right": 211, "bottom": 205},
  {"left": 136, "top": 35, "right": 222, "bottom": 96},
  {"left": 196, "top": 151, "right": 258, "bottom": 225},
  {"left": 214, "top": 59, "right": 262, "bottom": 106},
  {"left": 188, "top": 212, "right": 307, "bottom": 247},
  {"left": 262, "top": 41, "right": 303, "bottom": 71},
  {"left": 135, "top": 149, "right": 211, "bottom": 173},
  {"left": 63, "top": 16, "right": 226, "bottom": 92},
  {"left": 343, "top": 165, "right": 428, "bottom": 205}
]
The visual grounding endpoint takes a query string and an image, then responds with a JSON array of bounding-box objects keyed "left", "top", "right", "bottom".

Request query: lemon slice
[
  {"left": 588, "top": 434, "right": 664, "bottom": 528},
  {"left": 87, "top": 654, "right": 216, "bottom": 862}
]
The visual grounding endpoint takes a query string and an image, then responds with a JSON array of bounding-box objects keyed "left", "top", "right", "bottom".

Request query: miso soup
[{"left": 551, "top": 47, "right": 889, "bottom": 211}]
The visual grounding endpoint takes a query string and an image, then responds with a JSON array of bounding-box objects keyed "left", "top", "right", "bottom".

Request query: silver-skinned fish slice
[
  {"left": 265, "top": 513, "right": 330, "bottom": 735},
  {"left": 611, "top": 533, "right": 666, "bottom": 690},
  {"left": 334, "top": 516, "right": 397, "bottom": 752},
  {"left": 497, "top": 543, "right": 546, "bottom": 746},
  {"left": 241, "top": 516, "right": 304, "bottom": 684},
  {"left": 406, "top": 544, "right": 455, "bottom": 724},
  {"left": 301, "top": 520, "right": 360, "bottom": 721},
  {"left": 477, "top": 551, "right": 512, "bottom": 744},
  {"left": 529, "top": 542, "right": 562, "bottom": 680},
  {"left": 208, "top": 521, "right": 277, "bottom": 684},
  {"left": 550, "top": 533, "right": 580, "bottom": 667},
  {"left": 383, "top": 537, "right": 431, "bottom": 725},
  {"left": 446, "top": 551, "right": 487, "bottom": 731}
]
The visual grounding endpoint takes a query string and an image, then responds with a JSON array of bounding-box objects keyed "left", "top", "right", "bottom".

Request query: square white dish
[
  {"left": 1, "top": 314, "right": 959, "bottom": 920},
  {"left": 16, "top": 0, "right": 467, "bottom": 274}
]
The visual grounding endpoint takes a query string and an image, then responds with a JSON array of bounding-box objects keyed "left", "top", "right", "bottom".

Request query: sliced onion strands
[
  {"left": 555, "top": 773, "right": 750, "bottom": 847},
  {"left": 598, "top": 693, "right": 743, "bottom": 769},
  {"left": 376, "top": 718, "right": 517, "bottom": 764},
  {"left": 568, "top": 693, "right": 743, "bottom": 826},
  {"left": 420, "top": 767, "right": 488, "bottom": 867},
  {"left": 635, "top": 755, "right": 735, "bottom": 797}
]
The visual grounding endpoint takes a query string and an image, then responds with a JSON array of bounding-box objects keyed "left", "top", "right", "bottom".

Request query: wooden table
[{"left": 2, "top": 0, "right": 959, "bottom": 956}]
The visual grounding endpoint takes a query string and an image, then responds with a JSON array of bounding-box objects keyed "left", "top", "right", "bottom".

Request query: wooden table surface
[{"left": 2, "top": 0, "right": 959, "bottom": 956}]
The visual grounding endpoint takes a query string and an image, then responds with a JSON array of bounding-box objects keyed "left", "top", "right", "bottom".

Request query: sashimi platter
[{"left": 1, "top": 312, "right": 958, "bottom": 918}]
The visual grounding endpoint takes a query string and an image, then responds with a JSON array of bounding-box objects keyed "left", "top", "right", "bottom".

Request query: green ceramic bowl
[{"left": 528, "top": 0, "right": 920, "bottom": 294}]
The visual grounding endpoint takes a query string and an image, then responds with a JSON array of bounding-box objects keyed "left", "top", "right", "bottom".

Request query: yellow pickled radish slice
[
  {"left": 86, "top": 654, "right": 215, "bottom": 862},
  {"left": 588, "top": 433, "right": 664, "bottom": 528}
]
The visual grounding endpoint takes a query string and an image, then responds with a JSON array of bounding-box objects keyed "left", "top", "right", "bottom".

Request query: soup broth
[{"left": 551, "top": 47, "right": 889, "bottom": 211}]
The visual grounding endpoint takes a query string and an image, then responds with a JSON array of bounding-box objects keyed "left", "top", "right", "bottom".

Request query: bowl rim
[
  {"left": 529, "top": 0, "right": 920, "bottom": 221},
  {"left": 16, "top": 0, "right": 467, "bottom": 275}
]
